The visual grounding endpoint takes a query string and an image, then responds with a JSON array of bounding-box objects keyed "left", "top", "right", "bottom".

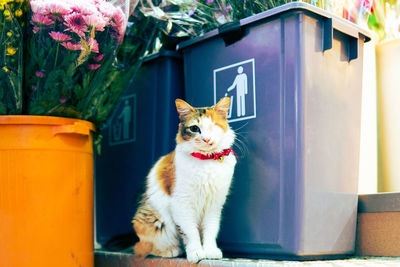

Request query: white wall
[{"left": 358, "top": 40, "right": 378, "bottom": 194}]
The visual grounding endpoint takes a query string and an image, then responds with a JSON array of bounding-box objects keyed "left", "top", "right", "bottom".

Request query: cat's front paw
[
  {"left": 203, "top": 245, "right": 223, "bottom": 259},
  {"left": 185, "top": 247, "right": 205, "bottom": 263}
]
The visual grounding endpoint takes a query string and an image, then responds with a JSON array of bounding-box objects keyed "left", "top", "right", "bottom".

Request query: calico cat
[{"left": 132, "top": 97, "right": 237, "bottom": 263}]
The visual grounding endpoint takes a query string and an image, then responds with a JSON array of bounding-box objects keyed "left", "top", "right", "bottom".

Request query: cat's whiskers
[
  {"left": 233, "top": 132, "right": 249, "bottom": 158},
  {"left": 233, "top": 122, "right": 249, "bottom": 132}
]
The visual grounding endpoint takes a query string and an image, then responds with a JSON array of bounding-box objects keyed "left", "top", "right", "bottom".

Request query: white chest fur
[{"left": 173, "top": 146, "right": 236, "bottom": 221}]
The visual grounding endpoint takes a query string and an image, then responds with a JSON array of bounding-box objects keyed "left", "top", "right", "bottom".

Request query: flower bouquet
[
  {"left": 24, "top": 0, "right": 130, "bottom": 125},
  {"left": 96, "top": 5, "right": 161, "bottom": 124},
  {"left": 138, "top": 0, "right": 320, "bottom": 38},
  {"left": 0, "top": 0, "right": 27, "bottom": 115}
]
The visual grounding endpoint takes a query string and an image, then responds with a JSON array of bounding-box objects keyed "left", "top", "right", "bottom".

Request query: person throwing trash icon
[
  {"left": 118, "top": 100, "right": 132, "bottom": 140},
  {"left": 225, "top": 66, "right": 248, "bottom": 117}
]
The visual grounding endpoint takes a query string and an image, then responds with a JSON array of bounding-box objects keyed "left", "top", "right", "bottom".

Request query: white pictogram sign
[
  {"left": 109, "top": 94, "right": 136, "bottom": 146},
  {"left": 213, "top": 58, "right": 256, "bottom": 123}
]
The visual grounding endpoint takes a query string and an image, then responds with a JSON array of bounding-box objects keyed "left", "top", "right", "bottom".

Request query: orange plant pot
[{"left": 0, "top": 116, "right": 95, "bottom": 267}]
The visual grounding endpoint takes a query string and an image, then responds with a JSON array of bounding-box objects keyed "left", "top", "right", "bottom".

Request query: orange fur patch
[
  {"left": 133, "top": 218, "right": 152, "bottom": 237},
  {"left": 156, "top": 151, "right": 176, "bottom": 196},
  {"left": 133, "top": 241, "right": 153, "bottom": 259},
  {"left": 132, "top": 202, "right": 165, "bottom": 258},
  {"left": 176, "top": 128, "right": 183, "bottom": 144},
  {"left": 132, "top": 202, "right": 164, "bottom": 236},
  {"left": 206, "top": 109, "right": 228, "bottom": 132}
]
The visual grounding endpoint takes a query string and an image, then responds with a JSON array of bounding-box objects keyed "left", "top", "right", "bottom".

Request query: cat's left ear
[
  {"left": 214, "top": 97, "right": 231, "bottom": 120},
  {"left": 175, "top": 99, "right": 194, "bottom": 121}
]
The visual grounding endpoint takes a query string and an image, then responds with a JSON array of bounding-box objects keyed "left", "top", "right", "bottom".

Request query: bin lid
[
  {"left": 0, "top": 115, "right": 95, "bottom": 130},
  {"left": 143, "top": 50, "right": 182, "bottom": 63},
  {"left": 358, "top": 193, "right": 400, "bottom": 213},
  {"left": 177, "top": 2, "right": 371, "bottom": 50}
]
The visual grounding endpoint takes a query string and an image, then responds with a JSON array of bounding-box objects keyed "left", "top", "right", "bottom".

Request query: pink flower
[
  {"left": 83, "top": 13, "right": 107, "bottom": 31},
  {"left": 30, "top": 1, "right": 47, "bottom": 15},
  {"left": 63, "top": 12, "right": 88, "bottom": 37},
  {"left": 61, "top": 42, "right": 82, "bottom": 50},
  {"left": 88, "top": 64, "right": 101, "bottom": 70},
  {"left": 59, "top": 97, "right": 67, "bottom": 103},
  {"left": 46, "top": 2, "right": 71, "bottom": 15},
  {"left": 93, "top": 54, "right": 104, "bottom": 61},
  {"left": 35, "top": 71, "right": 45, "bottom": 77},
  {"left": 32, "top": 26, "right": 40, "bottom": 34},
  {"left": 87, "top": 38, "right": 99, "bottom": 53},
  {"left": 31, "top": 13, "right": 54, "bottom": 26},
  {"left": 223, "top": 4, "right": 232, "bottom": 14},
  {"left": 110, "top": 8, "right": 127, "bottom": 44},
  {"left": 49, "top": 31, "right": 72, "bottom": 42},
  {"left": 95, "top": 0, "right": 115, "bottom": 18},
  {"left": 70, "top": 2, "right": 98, "bottom": 16}
]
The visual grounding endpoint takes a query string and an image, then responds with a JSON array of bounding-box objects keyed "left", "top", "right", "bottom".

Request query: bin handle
[
  {"left": 322, "top": 18, "right": 333, "bottom": 52},
  {"left": 323, "top": 17, "right": 359, "bottom": 62},
  {"left": 53, "top": 122, "right": 91, "bottom": 136},
  {"left": 218, "top": 21, "right": 245, "bottom": 46}
]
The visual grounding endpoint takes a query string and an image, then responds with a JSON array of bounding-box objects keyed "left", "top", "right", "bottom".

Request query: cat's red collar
[{"left": 191, "top": 148, "right": 238, "bottom": 162}]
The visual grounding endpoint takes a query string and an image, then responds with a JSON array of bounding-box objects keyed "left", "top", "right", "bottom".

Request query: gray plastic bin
[
  {"left": 95, "top": 51, "right": 184, "bottom": 248},
  {"left": 178, "top": 3, "right": 369, "bottom": 257}
]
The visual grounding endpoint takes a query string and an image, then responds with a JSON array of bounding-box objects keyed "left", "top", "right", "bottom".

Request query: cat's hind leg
[
  {"left": 133, "top": 240, "right": 153, "bottom": 259},
  {"left": 132, "top": 203, "right": 182, "bottom": 259},
  {"left": 153, "top": 245, "right": 182, "bottom": 258},
  {"left": 132, "top": 215, "right": 156, "bottom": 259}
]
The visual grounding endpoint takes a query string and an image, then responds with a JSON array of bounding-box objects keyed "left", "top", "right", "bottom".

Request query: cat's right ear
[{"left": 175, "top": 99, "right": 194, "bottom": 121}]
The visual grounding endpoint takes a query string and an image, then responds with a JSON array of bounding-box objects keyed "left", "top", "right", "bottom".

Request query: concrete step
[{"left": 95, "top": 251, "right": 400, "bottom": 267}]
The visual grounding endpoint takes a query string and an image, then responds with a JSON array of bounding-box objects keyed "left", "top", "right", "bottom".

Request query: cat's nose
[{"left": 202, "top": 138, "right": 211, "bottom": 143}]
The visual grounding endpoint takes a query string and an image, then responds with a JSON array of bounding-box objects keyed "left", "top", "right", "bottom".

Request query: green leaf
[
  {"left": 48, "top": 105, "right": 82, "bottom": 118},
  {"left": 94, "top": 134, "right": 103, "bottom": 155},
  {"left": 0, "top": 83, "right": 4, "bottom": 99},
  {"left": 74, "top": 84, "right": 86, "bottom": 99},
  {"left": 28, "top": 101, "right": 49, "bottom": 115},
  {"left": 0, "top": 102, "right": 7, "bottom": 115},
  {"left": 44, "top": 69, "right": 65, "bottom": 93}
]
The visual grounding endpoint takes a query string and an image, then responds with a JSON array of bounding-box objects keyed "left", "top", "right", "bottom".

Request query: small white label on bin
[
  {"left": 213, "top": 58, "right": 256, "bottom": 123},
  {"left": 109, "top": 94, "right": 136, "bottom": 146}
]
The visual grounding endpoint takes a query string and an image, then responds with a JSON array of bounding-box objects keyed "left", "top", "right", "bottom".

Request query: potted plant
[{"left": 0, "top": 0, "right": 153, "bottom": 266}]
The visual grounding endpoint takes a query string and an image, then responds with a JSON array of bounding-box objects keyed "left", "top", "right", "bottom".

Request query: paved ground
[{"left": 95, "top": 251, "right": 400, "bottom": 267}]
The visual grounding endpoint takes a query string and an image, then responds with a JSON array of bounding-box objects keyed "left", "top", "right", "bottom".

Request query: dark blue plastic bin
[
  {"left": 95, "top": 51, "right": 184, "bottom": 247},
  {"left": 178, "top": 3, "right": 369, "bottom": 257}
]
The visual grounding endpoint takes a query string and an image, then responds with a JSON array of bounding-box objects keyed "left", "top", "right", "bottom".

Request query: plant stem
[
  {"left": 1, "top": 10, "right": 6, "bottom": 68},
  {"left": 54, "top": 43, "right": 59, "bottom": 69}
]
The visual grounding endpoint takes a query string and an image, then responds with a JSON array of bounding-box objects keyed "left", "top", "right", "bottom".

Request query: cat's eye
[{"left": 189, "top": 125, "right": 201, "bottom": 133}]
